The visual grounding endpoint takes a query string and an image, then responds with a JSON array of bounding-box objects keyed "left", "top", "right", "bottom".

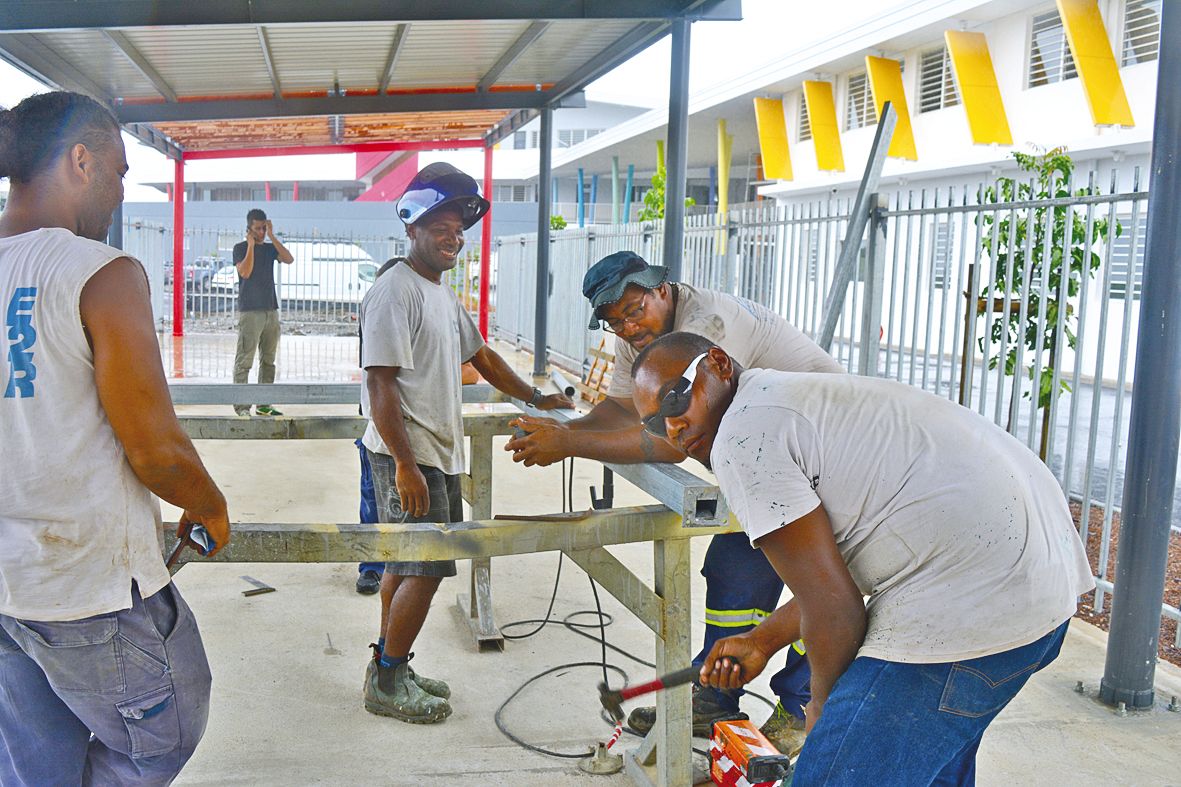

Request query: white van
[{"left": 210, "top": 241, "right": 378, "bottom": 305}]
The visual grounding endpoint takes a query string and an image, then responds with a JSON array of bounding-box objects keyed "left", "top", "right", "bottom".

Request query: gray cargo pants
[{"left": 0, "top": 582, "right": 212, "bottom": 786}]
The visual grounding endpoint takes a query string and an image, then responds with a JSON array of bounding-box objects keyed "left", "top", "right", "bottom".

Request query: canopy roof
[{"left": 0, "top": 1, "right": 739, "bottom": 158}]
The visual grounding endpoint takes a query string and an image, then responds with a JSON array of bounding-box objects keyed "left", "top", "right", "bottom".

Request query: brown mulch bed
[{"left": 1070, "top": 501, "right": 1181, "bottom": 667}]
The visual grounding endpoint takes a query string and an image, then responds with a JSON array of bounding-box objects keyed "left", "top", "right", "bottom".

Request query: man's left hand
[
  {"left": 534, "top": 393, "right": 574, "bottom": 411},
  {"left": 506, "top": 416, "right": 570, "bottom": 466}
]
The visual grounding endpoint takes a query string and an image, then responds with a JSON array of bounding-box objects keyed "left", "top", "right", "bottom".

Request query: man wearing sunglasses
[
  {"left": 506, "top": 250, "right": 842, "bottom": 754},
  {"left": 630, "top": 332, "right": 1092, "bottom": 784}
]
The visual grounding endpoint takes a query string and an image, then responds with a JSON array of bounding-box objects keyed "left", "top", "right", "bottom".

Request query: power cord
[{"left": 493, "top": 456, "right": 777, "bottom": 760}]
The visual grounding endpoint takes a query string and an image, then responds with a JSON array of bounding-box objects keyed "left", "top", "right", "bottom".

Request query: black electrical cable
[{"left": 493, "top": 456, "right": 777, "bottom": 761}]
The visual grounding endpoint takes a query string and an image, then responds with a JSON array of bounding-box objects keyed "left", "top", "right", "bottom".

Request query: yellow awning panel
[
  {"left": 865, "top": 55, "right": 917, "bottom": 160},
  {"left": 1057, "top": 0, "right": 1134, "bottom": 126},
  {"left": 802, "top": 80, "right": 845, "bottom": 172},
  {"left": 753, "top": 97, "right": 792, "bottom": 180},
  {"left": 944, "top": 30, "right": 1013, "bottom": 145}
]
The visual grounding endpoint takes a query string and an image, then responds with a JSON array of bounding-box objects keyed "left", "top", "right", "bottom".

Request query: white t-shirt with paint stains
[
  {"left": 711, "top": 368, "right": 1094, "bottom": 664},
  {"left": 607, "top": 283, "right": 842, "bottom": 400}
]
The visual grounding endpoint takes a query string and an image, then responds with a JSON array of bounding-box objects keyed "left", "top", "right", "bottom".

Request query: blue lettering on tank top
[{"left": 5, "top": 287, "right": 38, "bottom": 398}]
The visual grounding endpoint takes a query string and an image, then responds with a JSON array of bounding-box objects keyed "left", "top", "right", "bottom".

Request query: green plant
[
  {"left": 549, "top": 214, "right": 568, "bottom": 231},
  {"left": 637, "top": 162, "right": 696, "bottom": 221},
  {"left": 977, "top": 147, "right": 1118, "bottom": 455}
]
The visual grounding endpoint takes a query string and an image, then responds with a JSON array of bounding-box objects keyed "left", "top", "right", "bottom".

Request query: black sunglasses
[{"left": 641, "top": 352, "right": 709, "bottom": 437}]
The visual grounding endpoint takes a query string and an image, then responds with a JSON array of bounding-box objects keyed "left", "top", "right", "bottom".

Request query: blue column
[
  {"left": 577, "top": 167, "right": 586, "bottom": 228},
  {"left": 709, "top": 165, "right": 717, "bottom": 209},
  {"left": 624, "top": 164, "right": 635, "bottom": 222}
]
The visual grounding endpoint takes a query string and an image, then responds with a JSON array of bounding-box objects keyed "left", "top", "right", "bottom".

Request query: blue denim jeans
[
  {"left": 0, "top": 582, "right": 212, "bottom": 786},
  {"left": 694, "top": 531, "right": 811, "bottom": 718},
  {"left": 793, "top": 620, "right": 1070, "bottom": 786},
  {"left": 356, "top": 438, "right": 384, "bottom": 576}
]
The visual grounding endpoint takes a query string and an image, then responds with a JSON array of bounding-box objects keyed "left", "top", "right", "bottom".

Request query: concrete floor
[{"left": 163, "top": 334, "right": 1181, "bottom": 785}]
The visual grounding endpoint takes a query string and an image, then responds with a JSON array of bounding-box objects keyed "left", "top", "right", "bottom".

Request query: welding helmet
[{"left": 396, "top": 162, "right": 490, "bottom": 230}]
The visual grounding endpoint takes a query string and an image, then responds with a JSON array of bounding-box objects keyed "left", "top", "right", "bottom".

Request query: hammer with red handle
[{"left": 598, "top": 665, "right": 701, "bottom": 723}]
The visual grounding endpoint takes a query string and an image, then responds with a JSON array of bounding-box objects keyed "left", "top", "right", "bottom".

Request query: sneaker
[
  {"left": 759, "top": 703, "right": 807, "bottom": 759},
  {"left": 366, "top": 646, "right": 450, "bottom": 700},
  {"left": 254, "top": 405, "right": 283, "bottom": 416},
  {"left": 363, "top": 658, "right": 451, "bottom": 724},
  {"left": 626, "top": 683, "right": 748, "bottom": 737},
  {"left": 355, "top": 570, "right": 381, "bottom": 595}
]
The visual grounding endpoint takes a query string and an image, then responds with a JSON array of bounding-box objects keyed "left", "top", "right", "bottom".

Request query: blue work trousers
[
  {"left": 356, "top": 438, "right": 384, "bottom": 576},
  {"left": 794, "top": 620, "right": 1070, "bottom": 785},
  {"left": 0, "top": 582, "right": 212, "bottom": 786},
  {"left": 693, "top": 531, "right": 811, "bottom": 719}
]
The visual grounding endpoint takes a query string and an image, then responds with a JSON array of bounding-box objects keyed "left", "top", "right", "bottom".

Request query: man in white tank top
[{"left": 0, "top": 92, "right": 230, "bottom": 785}]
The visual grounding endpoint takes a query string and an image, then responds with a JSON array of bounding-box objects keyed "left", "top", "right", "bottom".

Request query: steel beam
[
  {"left": 0, "top": 32, "right": 110, "bottom": 102},
  {"left": 548, "top": 22, "right": 668, "bottom": 103},
  {"left": 116, "top": 89, "right": 564, "bottom": 124},
  {"left": 478, "top": 21, "right": 550, "bottom": 92},
  {"left": 167, "top": 382, "right": 508, "bottom": 405},
  {"left": 124, "top": 123, "right": 184, "bottom": 160},
  {"left": 484, "top": 108, "right": 538, "bottom": 147},
  {"left": 818, "top": 102, "right": 896, "bottom": 352},
  {"left": 565, "top": 547, "right": 661, "bottom": 633},
  {"left": 661, "top": 18, "right": 691, "bottom": 282},
  {"left": 0, "top": 2, "right": 740, "bottom": 30},
  {"left": 377, "top": 23, "right": 409, "bottom": 94},
  {"left": 533, "top": 105, "right": 554, "bottom": 378},
  {"left": 256, "top": 26, "right": 281, "bottom": 98},
  {"left": 1100, "top": 0, "right": 1181, "bottom": 710},
  {"left": 103, "top": 30, "right": 177, "bottom": 102},
  {"left": 165, "top": 505, "right": 724, "bottom": 565}
]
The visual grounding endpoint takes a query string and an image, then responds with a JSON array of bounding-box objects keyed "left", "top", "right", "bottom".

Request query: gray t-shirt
[
  {"left": 608, "top": 284, "right": 842, "bottom": 399},
  {"left": 711, "top": 369, "right": 1094, "bottom": 664},
  {"left": 359, "top": 262, "right": 485, "bottom": 474}
]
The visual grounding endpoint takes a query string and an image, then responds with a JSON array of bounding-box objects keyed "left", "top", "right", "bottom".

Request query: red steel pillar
[
  {"left": 478, "top": 142, "right": 493, "bottom": 339},
  {"left": 172, "top": 157, "right": 185, "bottom": 337}
]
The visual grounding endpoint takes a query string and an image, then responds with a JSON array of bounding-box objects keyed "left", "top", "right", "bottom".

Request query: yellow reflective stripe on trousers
[{"left": 703, "top": 607, "right": 774, "bottom": 628}]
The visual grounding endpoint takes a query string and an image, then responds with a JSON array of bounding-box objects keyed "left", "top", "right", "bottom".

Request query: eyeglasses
[
  {"left": 641, "top": 352, "right": 709, "bottom": 437},
  {"left": 600, "top": 290, "right": 651, "bottom": 334}
]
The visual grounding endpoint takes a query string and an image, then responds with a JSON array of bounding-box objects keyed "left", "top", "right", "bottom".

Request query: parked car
[
  {"left": 209, "top": 241, "right": 377, "bottom": 305},
  {"left": 164, "top": 255, "right": 231, "bottom": 291}
]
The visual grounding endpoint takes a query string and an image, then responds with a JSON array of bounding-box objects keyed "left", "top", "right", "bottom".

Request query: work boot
[
  {"left": 355, "top": 569, "right": 381, "bottom": 595},
  {"left": 366, "top": 646, "right": 451, "bottom": 700},
  {"left": 626, "top": 683, "right": 747, "bottom": 737},
  {"left": 759, "top": 703, "right": 807, "bottom": 759},
  {"left": 363, "top": 657, "right": 451, "bottom": 724}
]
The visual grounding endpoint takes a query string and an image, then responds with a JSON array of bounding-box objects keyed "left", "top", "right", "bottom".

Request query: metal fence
[
  {"left": 493, "top": 169, "right": 1170, "bottom": 639},
  {"left": 125, "top": 221, "right": 430, "bottom": 330}
]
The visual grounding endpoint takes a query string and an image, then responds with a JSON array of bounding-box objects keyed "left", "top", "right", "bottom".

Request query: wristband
[{"left": 527, "top": 387, "right": 544, "bottom": 408}]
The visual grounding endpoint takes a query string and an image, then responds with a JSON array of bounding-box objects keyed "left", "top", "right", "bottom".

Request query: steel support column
[
  {"left": 172, "top": 158, "right": 185, "bottom": 336},
  {"left": 479, "top": 143, "right": 494, "bottom": 338},
  {"left": 661, "top": 18, "right": 691, "bottom": 281},
  {"left": 533, "top": 106, "right": 554, "bottom": 378},
  {"left": 1100, "top": 0, "right": 1181, "bottom": 710}
]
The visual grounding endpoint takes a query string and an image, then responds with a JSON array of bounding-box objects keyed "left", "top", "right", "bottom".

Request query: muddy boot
[
  {"left": 366, "top": 646, "right": 450, "bottom": 699},
  {"left": 759, "top": 703, "right": 807, "bottom": 759},
  {"left": 363, "top": 657, "right": 451, "bottom": 724},
  {"left": 626, "top": 683, "right": 748, "bottom": 737},
  {"left": 406, "top": 662, "right": 451, "bottom": 700}
]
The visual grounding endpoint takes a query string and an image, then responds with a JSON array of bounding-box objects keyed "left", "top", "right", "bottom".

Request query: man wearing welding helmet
[
  {"left": 359, "top": 162, "right": 571, "bottom": 724},
  {"left": 506, "top": 251, "right": 842, "bottom": 755}
]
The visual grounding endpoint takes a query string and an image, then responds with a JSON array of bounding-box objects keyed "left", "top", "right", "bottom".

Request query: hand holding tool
[
  {"left": 165, "top": 523, "right": 216, "bottom": 569},
  {"left": 598, "top": 665, "right": 700, "bottom": 722}
]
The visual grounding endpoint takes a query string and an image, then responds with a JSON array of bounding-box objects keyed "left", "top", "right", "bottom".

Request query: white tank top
[{"left": 0, "top": 227, "right": 169, "bottom": 621}]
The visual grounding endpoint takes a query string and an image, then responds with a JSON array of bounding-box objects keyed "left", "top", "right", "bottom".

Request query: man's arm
[
  {"left": 701, "top": 505, "right": 866, "bottom": 732},
  {"left": 699, "top": 599, "right": 801, "bottom": 689},
  {"left": 366, "top": 366, "right": 431, "bottom": 516},
  {"left": 467, "top": 345, "right": 571, "bottom": 410},
  {"left": 506, "top": 394, "right": 684, "bottom": 466},
  {"left": 235, "top": 238, "right": 255, "bottom": 278},
  {"left": 267, "top": 220, "right": 294, "bottom": 264},
  {"left": 80, "top": 258, "right": 230, "bottom": 554}
]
